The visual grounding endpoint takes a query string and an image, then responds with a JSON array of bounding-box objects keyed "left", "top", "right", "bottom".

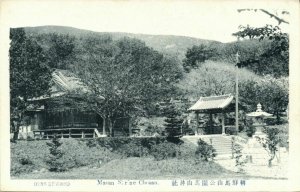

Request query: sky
[{"left": 0, "top": 0, "right": 292, "bottom": 43}]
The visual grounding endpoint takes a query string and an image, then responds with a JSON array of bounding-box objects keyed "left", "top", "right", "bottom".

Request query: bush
[
  {"left": 11, "top": 140, "right": 48, "bottom": 176},
  {"left": 246, "top": 125, "right": 256, "bottom": 137},
  {"left": 195, "top": 139, "right": 216, "bottom": 161},
  {"left": 177, "top": 141, "right": 197, "bottom": 160},
  {"left": 116, "top": 142, "right": 149, "bottom": 157},
  {"left": 11, "top": 155, "right": 35, "bottom": 175},
  {"left": 18, "top": 155, "right": 33, "bottom": 165},
  {"left": 225, "top": 126, "right": 237, "bottom": 135},
  {"left": 45, "top": 135, "right": 67, "bottom": 172},
  {"left": 150, "top": 142, "right": 178, "bottom": 161},
  {"left": 232, "top": 143, "right": 247, "bottom": 173},
  {"left": 46, "top": 139, "right": 121, "bottom": 172},
  {"left": 11, "top": 162, "right": 35, "bottom": 176},
  {"left": 61, "top": 139, "right": 121, "bottom": 168},
  {"left": 91, "top": 137, "right": 167, "bottom": 152},
  {"left": 11, "top": 138, "right": 123, "bottom": 175}
]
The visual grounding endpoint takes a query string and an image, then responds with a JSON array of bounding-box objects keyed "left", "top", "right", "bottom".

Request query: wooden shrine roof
[
  {"left": 188, "top": 94, "right": 233, "bottom": 112},
  {"left": 29, "top": 69, "right": 104, "bottom": 101}
]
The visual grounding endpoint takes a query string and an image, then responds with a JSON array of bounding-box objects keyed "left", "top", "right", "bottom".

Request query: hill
[
  {"left": 23, "top": 25, "right": 223, "bottom": 60},
  {"left": 21, "top": 25, "right": 287, "bottom": 77}
]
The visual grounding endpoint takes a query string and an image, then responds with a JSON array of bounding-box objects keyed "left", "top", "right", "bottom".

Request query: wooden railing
[{"left": 33, "top": 128, "right": 104, "bottom": 139}]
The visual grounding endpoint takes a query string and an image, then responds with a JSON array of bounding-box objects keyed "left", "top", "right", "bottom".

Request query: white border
[{"left": 1, "top": 0, "right": 300, "bottom": 191}]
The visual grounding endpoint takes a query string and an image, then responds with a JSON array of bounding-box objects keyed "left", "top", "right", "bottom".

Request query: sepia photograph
[{"left": 0, "top": 0, "right": 300, "bottom": 191}]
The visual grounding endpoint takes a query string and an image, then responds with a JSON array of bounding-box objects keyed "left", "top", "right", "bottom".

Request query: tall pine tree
[
  {"left": 10, "top": 28, "right": 52, "bottom": 141},
  {"left": 163, "top": 100, "right": 183, "bottom": 137}
]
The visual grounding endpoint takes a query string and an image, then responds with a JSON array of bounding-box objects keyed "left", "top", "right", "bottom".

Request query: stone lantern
[{"left": 246, "top": 103, "right": 272, "bottom": 137}]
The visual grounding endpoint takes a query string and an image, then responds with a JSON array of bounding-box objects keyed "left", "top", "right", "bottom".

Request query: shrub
[
  {"left": 232, "top": 143, "right": 247, "bottom": 173},
  {"left": 11, "top": 154, "right": 35, "bottom": 175},
  {"left": 150, "top": 142, "right": 178, "bottom": 161},
  {"left": 11, "top": 162, "right": 35, "bottom": 176},
  {"left": 61, "top": 139, "right": 121, "bottom": 168},
  {"left": 225, "top": 126, "right": 237, "bottom": 135},
  {"left": 45, "top": 135, "right": 67, "bottom": 172},
  {"left": 257, "top": 126, "right": 281, "bottom": 167},
  {"left": 177, "top": 141, "right": 197, "bottom": 160},
  {"left": 18, "top": 155, "right": 33, "bottom": 165},
  {"left": 116, "top": 142, "right": 149, "bottom": 157},
  {"left": 246, "top": 125, "right": 256, "bottom": 137},
  {"left": 10, "top": 140, "right": 49, "bottom": 176},
  {"left": 195, "top": 139, "right": 216, "bottom": 161},
  {"left": 92, "top": 137, "right": 167, "bottom": 152}
]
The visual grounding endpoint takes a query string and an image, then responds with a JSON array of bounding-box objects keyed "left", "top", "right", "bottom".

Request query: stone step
[{"left": 182, "top": 136, "right": 236, "bottom": 155}]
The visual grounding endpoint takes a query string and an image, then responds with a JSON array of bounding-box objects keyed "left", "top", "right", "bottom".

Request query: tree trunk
[
  {"left": 276, "top": 111, "right": 280, "bottom": 124},
  {"left": 268, "top": 153, "right": 276, "bottom": 167},
  {"left": 12, "top": 120, "right": 20, "bottom": 142},
  {"left": 108, "top": 118, "right": 113, "bottom": 137}
]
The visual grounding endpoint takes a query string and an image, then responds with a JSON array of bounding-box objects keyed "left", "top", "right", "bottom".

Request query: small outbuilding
[{"left": 188, "top": 94, "right": 234, "bottom": 135}]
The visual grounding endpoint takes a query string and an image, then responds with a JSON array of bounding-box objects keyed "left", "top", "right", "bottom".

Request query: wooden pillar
[
  {"left": 209, "top": 113, "right": 213, "bottom": 134},
  {"left": 222, "top": 112, "right": 225, "bottom": 135},
  {"left": 34, "top": 114, "right": 38, "bottom": 130},
  {"left": 61, "top": 111, "right": 63, "bottom": 128},
  {"left": 81, "top": 131, "right": 84, "bottom": 138},
  {"left": 71, "top": 110, "right": 74, "bottom": 127},
  {"left": 102, "top": 118, "right": 106, "bottom": 135},
  {"left": 195, "top": 112, "right": 199, "bottom": 135},
  {"left": 69, "top": 129, "right": 71, "bottom": 138}
]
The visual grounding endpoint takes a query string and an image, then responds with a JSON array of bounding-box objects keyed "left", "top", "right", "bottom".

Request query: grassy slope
[
  {"left": 11, "top": 140, "right": 242, "bottom": 179},
  {"left": 14, "top": 157, "right": 241, "bottom": 180}
]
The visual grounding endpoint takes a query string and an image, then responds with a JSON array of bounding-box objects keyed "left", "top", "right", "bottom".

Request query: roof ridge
[{"left": 200, "top": 94, "right": 232, "bottom": 101}]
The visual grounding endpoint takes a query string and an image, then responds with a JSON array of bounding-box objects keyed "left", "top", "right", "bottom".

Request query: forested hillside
[
  {"left": 10, "top": 25, "right": 288, "bottom": 137},
  {"left": 24, "top": 26, "right": 220, "bottom": 61},
  {"left": 24, "top": 25, "right": 288, "bottom": 77}
]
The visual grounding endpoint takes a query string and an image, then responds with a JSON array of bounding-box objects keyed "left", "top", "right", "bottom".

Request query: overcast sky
[{"left": 0, "top": 1, "right": 292, "bottom": 42}]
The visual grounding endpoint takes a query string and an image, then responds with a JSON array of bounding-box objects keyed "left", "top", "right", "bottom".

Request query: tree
[
  {"left": 10, "top": 28, "right": 52, "bottom": 142},
  {"left": 45, "top": 135, "right": 66, "bottom": 172},
  {"left": 163, "top": 100, "right": 183, "bottom": 137},
  {"left": 177, "top": 60, "right": 258, "bottom": 100},
  {"left": 27, "top": 32, "right": 77, "bottom": 69},
  {"left": 237, "top": 9, "right": 289, "bottom": 25},
  {"left": 233, "top": 10, "right": 289, "bottom": 77},
  {"left": 256, "top": 127, "right": 281, "bottom": 167},
  {"left": 71, "top": 37, "right": 182, "bottom": 136},
  {"left": 239, "top": 75, "right": 288, "bottom": 123},
  {"left": 47, "top": 33, "right": 76, "bottom": 69},
  {"left": 183, "top": 44, "right": 216, "bottom": 72}
]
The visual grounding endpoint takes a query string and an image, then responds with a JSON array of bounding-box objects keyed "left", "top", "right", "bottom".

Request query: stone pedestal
[{"left": 243, "top": 136, "right": 268, "bottom": 165}]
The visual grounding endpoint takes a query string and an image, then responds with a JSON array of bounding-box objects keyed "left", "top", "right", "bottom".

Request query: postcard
[{"left": 1, "top": 0, "right": 300, "bottom": 191}]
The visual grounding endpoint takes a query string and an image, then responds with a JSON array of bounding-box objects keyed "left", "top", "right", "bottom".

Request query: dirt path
[{"left": 215, "top": 148, "right": 288, "bottom": 179}]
